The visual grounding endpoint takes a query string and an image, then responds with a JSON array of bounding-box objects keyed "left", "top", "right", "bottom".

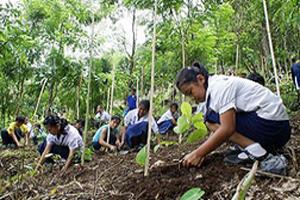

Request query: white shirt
[
  {"left": 206, "top": 75, "right": 289, "bottom": 121},
  {"left": 124, "top": 108, "right": 159, "bottom": 133},
  {"left": 26, "top": 122, "right": 34, "bottom": 138},
  {"left": 157, "top": 110, "right": 174, "bottom": 124},
  {"left": 196, "top": 102, "right": 207, "bottom": 115},
  {"left": 95, "top": 111, "right": 111, "bottom": 122},
  {"left": 47, "top": 125, "right": 83, "bottom": 150}
]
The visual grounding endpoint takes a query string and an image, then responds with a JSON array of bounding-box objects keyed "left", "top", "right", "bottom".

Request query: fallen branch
[
  {"left": 96, "top": 159, "right": 124, "bottom": 182},
  {"left": 240, "top": 167, "right": 300, "bottom": 182}
]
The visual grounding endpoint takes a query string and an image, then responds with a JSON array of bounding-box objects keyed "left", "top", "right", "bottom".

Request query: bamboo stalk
[
  {"left": 144, "top": 0, "right": 157, "bottom": 177},
  {"left": 262, "top": 0, "right": 280, "bottom": 96}
]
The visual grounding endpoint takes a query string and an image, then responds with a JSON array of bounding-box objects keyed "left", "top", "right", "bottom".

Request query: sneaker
[
  {"left": 224, "top": 143, "right": 267, "bottom": 165},
  {"left": 260, "top": 154, "right": 287, "bottom": 175}
]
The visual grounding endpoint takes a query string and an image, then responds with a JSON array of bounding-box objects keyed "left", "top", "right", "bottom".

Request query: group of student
[{"left": 1, "top": 60, "right": 294, "bottom": 175}]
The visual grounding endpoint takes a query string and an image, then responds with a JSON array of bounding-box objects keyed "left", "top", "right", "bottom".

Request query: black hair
[
  {"left": 111, "top": 115, "right": 121, "bottom": 123},
  {"left": 131, "top": 88, "right": 136, "bottom": 92},
  {"left": 176, "top": 61, "right": 209, "bottom": 90},
  {"left": 34, "top": 123, "right": 41, "bottom": 129},
  {"left": 76, "top": 119, "right": 85, "bottom": 127},
  {"left": 43, "top": 115, "right": 69, "bottom": 134},
  {"left": 16, "top": 116, "right": 26, "bottom": 124},
  {"left": 247, "top": 72, "right": 265, "bottom": 86},
  {"left": 139, "top": 100, "right": 150, "bottom": 111},
  {"left": 170, "top": 102, "right": 179, "bottom": 110}
]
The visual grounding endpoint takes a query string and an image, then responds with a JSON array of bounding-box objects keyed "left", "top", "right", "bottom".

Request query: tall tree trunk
[
  {"left": 129, "top": 9, "right": 137, "bottom": 74},
  {"left": 15, "top": 76, "right": 25, "bottom": 116},
  {"left": 81, "top": 6, "right": 95, "bottom": 165},
  {"left": 33, "top": 78, "right": 48, "bottom": 119},
  {"left": 76, "top": 74, "right": 83, "bottom": 119}
]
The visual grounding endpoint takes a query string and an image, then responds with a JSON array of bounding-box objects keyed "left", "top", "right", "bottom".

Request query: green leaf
[
  {"left": 193, "top": 121, "right": 207, "bottom": 130},
  {"left": 136, "top": 145, "right": 147, "bottom": 167},
  {"left": 174, "top": 116, "right": 190, "bottom": 134},
  {"left": 187, "top": 129, "right": 207, "bottom": 144},
  {"left": 180, "top": 188, "right": 205, "bottom": 200},
  {"left": 181, "top": 102, "right": 192, "bottom": 118},
  {"left": 192, "top": 113, "right": 204, "bottom": 124},
  {"left": 160, "top": 141, "right": 178, "bottom": 147}
]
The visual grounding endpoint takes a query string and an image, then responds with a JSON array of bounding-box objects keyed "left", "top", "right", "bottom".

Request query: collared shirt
[
  {"left": 95, "top": 111, "right": 111, "bottom": 122},
  {"left": 46, "top": 125, "right": 83, "bottom": 150},
  {"left": 205, "top": 75, "right": 289, "bottom": 121},
  {"left": 157, "top": 110, "right": 175, "bottom": 124},
  {"left": 124, "top": 108, "right": 159, "bottom": 133}
]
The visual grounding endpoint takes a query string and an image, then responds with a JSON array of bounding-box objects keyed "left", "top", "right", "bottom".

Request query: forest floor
[{"left": 1, "top": 113, "right": 300, "bottom": 200}]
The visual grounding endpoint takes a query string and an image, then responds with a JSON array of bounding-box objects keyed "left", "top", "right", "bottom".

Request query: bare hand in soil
[
  {"left": 110, "top": 145, "right": 117, "bottom": 152},
  {"left": 182, "top": 150, "right": 204, "bottom": 167}
]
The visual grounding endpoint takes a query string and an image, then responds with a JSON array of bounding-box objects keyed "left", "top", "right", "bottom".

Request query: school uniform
[
  {"left": 95, "top": 111, "right": 111, "bottom": 122},
  {"left": 204, "top": 75, "right": 290, "bottom": 151},
  {"left": 157, "top": 110, "right": 177, "bottom": 134},
  {"left": 291, "top": 61, "right": 300, "bottom": 90},
  {"left": 38, "top": 125, "right": 83, "bottom": 159},
  {"left": 1, "top": 122, "right": 29, "bottom": 146},
  {"left": 92, "top": 125, "right": 119, "bottom": 150},
  {"left": 124, "top": 95, "right": 137, "bottom": 116},
  {"left": 124, "top": 108, "right": 158, "bottom": 148}
]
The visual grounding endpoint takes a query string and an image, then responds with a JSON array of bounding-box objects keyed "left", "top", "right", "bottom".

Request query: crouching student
[
  {"left": 1, "top": 116, "right": 29, "bottom": 147},
  {"left": 176, "top": 62, "right": 291, "bottom": 167},
  {"left": 92, "top": 116, "right": 121, "bottom": 151},
  {"left": 121, "top": 100, "right": 158, "bottom": 149},
  {"left": 157, "top": 103, "right": 179, "bottom": 134},
  {"left": 36, "top": 115, "right": 83, "bottom": 175}
]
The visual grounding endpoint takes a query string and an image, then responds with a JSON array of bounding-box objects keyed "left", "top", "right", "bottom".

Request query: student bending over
[
  {"left": 176, "top": 62, "right": 290, "bottom": 167},
  {"left": 157, "top": 103, "right": 179, "bottom": 134},
  {"left": 1, "top": 116, "right": 29, "bottom": 147},
  {"left": 36, "top": 115, "right": 83, "bottom": 175},
  {"left": 92, "top": 116, "right": 121, "bottom": 151}
]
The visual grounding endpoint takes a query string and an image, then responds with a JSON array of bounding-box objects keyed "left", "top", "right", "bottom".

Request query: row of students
[{"left": 91, "top": 100, "right": 179, "bottom": 151}]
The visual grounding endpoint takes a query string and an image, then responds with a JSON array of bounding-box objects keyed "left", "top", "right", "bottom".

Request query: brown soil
[{"left": 1, "top": 113, "right": 300, "bottom": 200}]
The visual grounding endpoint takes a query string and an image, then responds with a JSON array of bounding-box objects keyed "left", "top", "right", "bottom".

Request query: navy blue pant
[
  {"left": 206, "top": 111, "right": 291, "bottom": 151},
  {"left": 1, "top": 128, "right": 23, "bottom": 146},
  {"left": 125, "top": 121, "right": 148, "bottom": 148},
  {"left": 92, "top": 134, "right": 117, "bottom": 150},
  {"left": 38, "top": 139, "right": 69, "bottom": 159},
  {"left": 158, "top": 120, "right": 174, "bottom": 134}
]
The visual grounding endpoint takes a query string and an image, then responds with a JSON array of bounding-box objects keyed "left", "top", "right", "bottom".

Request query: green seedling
[
  {"left": 174, "top": 102, "right": 208, "bottom": 143},
  {"left": 135, "top": 145, "right": 147, "bottom": 167},
  {"left": 180, "top": 188, "right": 205, "bottom": 200}
]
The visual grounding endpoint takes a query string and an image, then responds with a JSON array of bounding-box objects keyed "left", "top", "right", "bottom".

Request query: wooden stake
[
  {"left": 33, "top": 78, "right": 48, "bottom": 119},
  {"left": 81, "top": 4, "right": 94, "bottom": 165},
  {"left": 106, "top": 87, "right": 110, "bottom": 112},
  {"left": 136, "top": 78, "right": 139, "bottom": 108},
  {"left": 76, "top": 74, "right": 83, "bottom": 119},
  {"left": 106, "top": 63, "right": 116, "bottom": 146},
  {"left": 262, "top": 0, "right": 280, "bottom": 96},
  {"left": 144, "top": 0, "right": 157, "bottom": 177}
]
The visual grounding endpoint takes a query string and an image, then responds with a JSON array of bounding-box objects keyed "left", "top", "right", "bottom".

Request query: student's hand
[
  {"left": 109, "top": 145, "right": 117, "bottom": 152},
  {"left": 17, "top": 143, "right": 24, "bottom": 148},
  {"left": 182, "top": 150, "right": 204, "bottom": 167}
]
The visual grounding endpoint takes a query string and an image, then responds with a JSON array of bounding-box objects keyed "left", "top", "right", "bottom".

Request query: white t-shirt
[
  {"left": 196, "top": 102, "right": 207, "bottom": 115},
  {"left": 206, "top": 75, "right": 289, "bottom": 121},
  {"left": 46, "top": 125, "right": 83, "bottom": 150},
  {"left": 157, "top": 110, "right": 174, "bottom": 124},
  {"left": 124, "top": 108, "right": 159, "bottom": 133},
  {"left": 26, "top": 122, "right": 34, "bottom": 138},
  {"left": 95, "top": 111, "right": 111, "bottom": 122}
]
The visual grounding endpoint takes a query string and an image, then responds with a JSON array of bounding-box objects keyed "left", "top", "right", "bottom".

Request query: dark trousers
[
  {"left": 1, "top": 128, "right": 23, "bottom": 146},
  {"left": 38, "top": 139, "right": 70, "bottom": 159}
]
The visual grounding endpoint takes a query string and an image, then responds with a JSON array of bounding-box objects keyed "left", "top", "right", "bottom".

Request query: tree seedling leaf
[
  {"left": 181, "top": 102, "right": 192, "bottom": 118},
  {"left": 176, "top": 115, "right": 190, "bottom": 134},
  {"left": 180, "top": 188, "right": 205, "bottom": 200},
  {"left": 187, "top": 129, "right": 207, "bottom": 144},
  {"left": 192, "top": 112, "right": 204, "bottom": 123},
  {"left": 136, "top": 145, "right": 147, "bottom": 167},
  {"left": 154, "top": 144, "right": 160, "bottom": 154}
]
